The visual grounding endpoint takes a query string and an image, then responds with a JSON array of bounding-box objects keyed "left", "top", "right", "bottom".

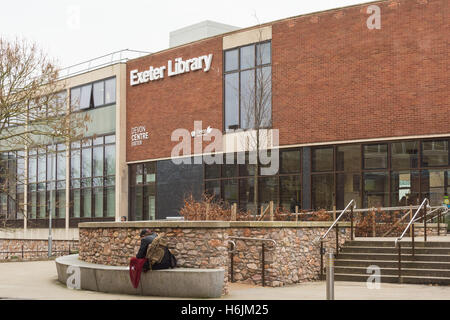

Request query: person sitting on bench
[{"left": 136, "top": 228, "right": 176, "bottom": 271}]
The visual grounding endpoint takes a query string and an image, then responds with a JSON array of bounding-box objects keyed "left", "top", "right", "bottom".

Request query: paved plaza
[{"left": 0, "top": 260, "right": 449, "bottom": 300}]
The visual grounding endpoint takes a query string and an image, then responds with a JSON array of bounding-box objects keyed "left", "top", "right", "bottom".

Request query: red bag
[{"left": 129, "top": 258, "right": 147, "bottom": 289}]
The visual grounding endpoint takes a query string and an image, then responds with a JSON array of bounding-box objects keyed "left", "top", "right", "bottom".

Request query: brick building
[
  {"left": 0, "top": 0, "right": 449, "bottom": 242},
  {"left": 126, "top": 0, "right": 450, "bottom": 220}
]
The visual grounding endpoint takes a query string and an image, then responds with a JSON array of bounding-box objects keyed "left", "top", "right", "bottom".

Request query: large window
[
  {"left": 311, "top": 147, "right": 336, "bottom": 210},
  {"left": 391, "top": 171, "right": 420, "bottom": 206},
  {"left": 27, "top": 91, "right": 67, "bottom": 123},
  {"left": 422, "top": 140, "right": 449, "bottom": 167},
  {"left": 70, "top": 134, "right": 115, "bottom": 220},
  {"left": 224, "top": 42, "right": 272, "bottom": 131},
  {"left": 364, "top": 144, "right": 388, "bottom": 169},
  {"left": 312, "top": 174, "right": 334, "bottom": 210},
  {"left": 204, "top": 149, "right": 301, "bottom": 213},
  {"left": 0, "top": 151, "right": 25, "bottom": 221},
  {"left": 310, "top": 138, "right": 450, "bottom": 210},
  {"left": 391, "top": 141, "right": 419, "bottom": 170},
  {"left": 363, "top": 172, "right": 388, "bottom": 208},
  {"left": 70, "top": 77, "right": 116, "bottom": 111},
  {"left": 312, "top": 148, "right": 333, "bottom": 172},
  {"left": 421, "top": 170, "right": 449, "bottom": 206},
  {"left": 27, "top": 144, "right": 66, "bottom": 221},
  {"left": 129, "top": 162, "right": 156, "bottom": 221}
]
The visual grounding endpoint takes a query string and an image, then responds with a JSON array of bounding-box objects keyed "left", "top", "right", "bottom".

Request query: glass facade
[
  {"left": 27, "top": 144, "right": 66, "bottom": 222},
  {"left": 129, "top": 162, "right": 156, "bottom": 221},
  {"left": 0, "top": 151, "right": 25, "bottom": 222},
  {"left": 0, "top": 75, "right": 117, "bottom": 228},
  {"left": 309, "top": 139, "right": 450, "bottom": 210},
  {"left": 224, "top": 41, "right": 272, "bottom": 131},
  {"left": 70, "top": 134, "right": 116, "bottom": 222},
  {"left": 204, "top": 149, "right": 301, "bottom": 214},
  {"left": 1, "top": 136, "right": 116, "bottom": 227},
  {"left": 200, "top": 138, "right": 449, "bottom": 213},
  {"left": 70, "top": 77, "right": 116, "bottom": 111}
]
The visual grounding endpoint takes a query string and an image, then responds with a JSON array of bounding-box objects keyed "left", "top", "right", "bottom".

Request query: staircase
[{"left": 334, "top": 238, "right": 450, "bottom": 285}]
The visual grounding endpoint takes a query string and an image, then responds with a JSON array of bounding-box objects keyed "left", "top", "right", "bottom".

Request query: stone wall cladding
[
  {"left": 0, "top": 239, "right": 79, "bottom": 261},
  {"left": 79, "top": 227, "right": 229, "bottom": 294},
  {"left": 228, "top": 227, "right": 350, "bottom": 287},
  {"left": 414, "top": 224, "right": 448, "bottom": 237},
  {"left": 78, "top": 222, "right": 352, "bottom": 292}
]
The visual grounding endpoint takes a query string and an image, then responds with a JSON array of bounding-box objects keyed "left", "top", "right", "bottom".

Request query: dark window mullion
[
  {"left": 80, "top": 147, "right": 84, "bottom": 218},
  {"left": 103, "top": 80, "right": 107, "bottom": 106},
  {"left": 103, "top": 143, "right": 106, "bottom": 218},
  {"left": 253, "top": 67, "right": 257, "bottom": 129},
  {"left": 387, "top": 143, "right": 391, "bottom": 207},
  {"left": 69, "top": 146, "right": 74, "bottom": 219},
  {"left": 238, "top": 47, "right": 241, "bottom": 129},
  {"left": 90, "top": 145, "right": 94, "bottom": 219}
]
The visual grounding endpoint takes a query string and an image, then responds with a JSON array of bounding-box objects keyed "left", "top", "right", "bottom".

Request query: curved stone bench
[{"left": 55, "top": 255, "right": 225, "bottom": 298}]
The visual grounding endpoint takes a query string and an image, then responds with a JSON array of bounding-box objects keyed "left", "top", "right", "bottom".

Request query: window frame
[
  {"left": 128, "top": 162, "right": 157, "bottom": 221},
  {"left": 70, "top": 76, "right": 116, "bottom": 112},
  {"left": 68, "top": 133, "right": 116, "bottom": 221},
  {"left": 203, "top": 148, "right": 302, "bottom": 213},
  {"left": 223, "top": 41, "right": 272, "bottom": 132}
]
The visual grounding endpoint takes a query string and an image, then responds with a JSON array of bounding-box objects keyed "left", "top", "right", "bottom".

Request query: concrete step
[
  {"left": 334, "top": 266, "right": 450, "bottom": 278},
  {"left": 340, "top": 246, "right": 450, "bottom": 255},
  {"left": 335, "top": 259, "right": 450, "bottom": 270},
  {"left": 336, "top": 252, "right": 450, "bottom": 262},
  {"left": 335, "top": 273, "right": 450, "bottom": 285},
  {"left": 346, "top": 240, "right": 450, "bottom": 248}
]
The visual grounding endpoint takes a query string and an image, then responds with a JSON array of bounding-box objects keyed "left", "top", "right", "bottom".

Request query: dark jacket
[{"left": 136, "top": 233, "right": 173, "bottom": 271}]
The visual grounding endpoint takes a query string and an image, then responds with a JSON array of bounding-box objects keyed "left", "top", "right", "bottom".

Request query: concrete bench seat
[{"left": 55, "top": 255, "right": 225, "bottom": 298}]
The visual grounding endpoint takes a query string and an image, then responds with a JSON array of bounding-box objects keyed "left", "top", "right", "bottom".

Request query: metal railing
[
  {"left": 58, "top": 49, "right": 151, "bottom": 80},
  {"left": 319, "top": 199, "right": 356, "bottom": 279},
  {"left": 395, "top": 198, "right": 430, "bottom": 283},
  {"left": 0, "top": 244, "right": 76, "bottom": 260},
  {"left": 228, "top": 236, "right": 276, "bottom": 287},
  {"left": 423, "top": 206, "right": 449, "bottom": 236}
]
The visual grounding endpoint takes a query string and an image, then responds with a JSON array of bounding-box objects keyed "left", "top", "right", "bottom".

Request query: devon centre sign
[{"left": 130, "top": 53, "right": 213, "bottom": 86}]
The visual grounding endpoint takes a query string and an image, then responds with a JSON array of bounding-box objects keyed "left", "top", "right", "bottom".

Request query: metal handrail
[
  {"left": 227, "top": 240, "right": 237, "bottom": 253},
  {"left": 423, "top": 206, "right": 449, "bottom": 223},
  {"left": 395, "top": 198, "right": 430, "bottom": 247},
  {"left": 228, "top": 236, "right": 276, "bottom": 248},
  {"left": 324, "top": 205, "right": 436, "bottom": 214},
  {"left": 321, "top": 199, "right": 356, "bottom": 240},
  {"left": 319, "top": 199, "right": 356, "bottom": 279},
  {"left": 227, "top": 236, "right": 277, "bottom": 286},
  {"left": 395, "top": 198, "right": 430, "bottom": 283}
]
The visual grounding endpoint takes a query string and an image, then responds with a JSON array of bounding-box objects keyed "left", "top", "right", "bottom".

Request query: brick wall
[
  {"left": 272, "top": 0, "right": 450, "bottom": 146},
  {"left": 126, "top": 0, "right": 449, "bottom": 163},
  {"left": 126, "top": 37, "right": 223, "bottom": 162}
]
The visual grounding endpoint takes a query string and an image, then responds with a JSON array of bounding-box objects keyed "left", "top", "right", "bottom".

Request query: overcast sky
[{"left": 0, "top": 0, "right": 372, "bottom": 68}]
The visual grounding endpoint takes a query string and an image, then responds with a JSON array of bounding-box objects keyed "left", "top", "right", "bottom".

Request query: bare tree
[
  {"left": 240, "top": 17, "right": 273, "bottom": 214},
  {"left": 0, "top": 37, "right": 89, "bottom": 227}
]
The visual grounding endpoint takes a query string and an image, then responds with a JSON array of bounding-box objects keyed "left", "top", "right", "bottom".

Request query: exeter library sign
[{"left": 130, "top": 53, "right": 213, "bottom": 86}]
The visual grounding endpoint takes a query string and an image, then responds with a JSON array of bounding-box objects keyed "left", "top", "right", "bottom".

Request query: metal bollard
[{"left": 326, "top": 251, "right": 335, "bottom": 300}]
